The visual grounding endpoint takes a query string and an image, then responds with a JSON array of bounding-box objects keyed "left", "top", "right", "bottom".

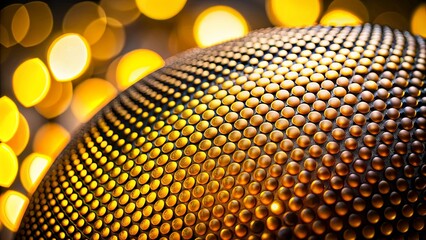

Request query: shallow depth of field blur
[{"left": 0, "top": 0, "right": 425, "bottom": 238}]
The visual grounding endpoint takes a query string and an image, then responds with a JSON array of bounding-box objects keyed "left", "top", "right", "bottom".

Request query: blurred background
[{"left": 0, "top": 0, "right": 425, "bottom": 238}]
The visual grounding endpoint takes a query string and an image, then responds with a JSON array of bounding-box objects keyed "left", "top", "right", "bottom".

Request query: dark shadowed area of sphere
[{"left": 17, "top": 24, "right": 426, "bottom": 240}]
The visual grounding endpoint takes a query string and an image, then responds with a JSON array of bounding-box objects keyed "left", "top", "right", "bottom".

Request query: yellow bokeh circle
[
  {"left": 266, "top": 0, "right": 322, "bottom": 27},
  {"left": 33, "top": 123, "right": 70, "bottom": 159},
  {"left": 411, "top": 3, "right": 426, "bottom": 37},
  {"left": 194, "top": 6, "right": 249, "bottom": 48},
  {"left": 5, "top": 113, "right": 29, "bottom": 156},
  {"left": 35, "top": 81, "right": 73, "bottom": 119},
  {"left": 0, "top": 190, "right": 29, "bottom": 232},
  {"left": 100, "top": 0, "right": 141, "bottom": 25},
  {"left": 11, "top": 1, "right": 53, "bottom": 47},
  {"left": 116, "top": 49, "right": 165, "bottom": 91},
  {"left": 63, "top": 1, "right": 107, "bottom": 39},
  {"left": 136, "top": 0, "right": 187, "bottom": 20},
  {"left": 0, "top": 4, "right": 23, "bottom": 47},
  {"left": 0, "top": 96, "right": 19, "bottom": 142},
  {"left": 320, "top": 10, "right": 363, "bottom": 26},
  {"left": 20, "top": 153, "right": 52, "bottom": 194},
  {"left": 47, "top": 33, "right": 91, "bottom": 82},
  {"left": 88, "top": 18, "right": 125, "bottom": 61},
  {"left": 71, "top": 78, "right": 118, "bottom": 122},
  {"left": 13, "top": 58, "right": 51, "bottom": 107},
  {"left": 0, "top": 143, "right": 18, "bottom": 188},
  {"left": 320, "top": 0, "right": 368, "bottom": 26}
]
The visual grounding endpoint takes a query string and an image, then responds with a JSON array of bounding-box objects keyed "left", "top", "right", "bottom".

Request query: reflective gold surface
[{"left": 18, "top": 25, "right": 426, "bottom": 239}]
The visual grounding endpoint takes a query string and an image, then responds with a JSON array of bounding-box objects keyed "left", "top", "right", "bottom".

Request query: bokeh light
[
  {"left": 63, "top": 1, "right": 107, "bottom": 40},
  {"left": 5, "top": 113, "right": 29, "bottom": 156},
  {"left": 34, "top": 79, "right": 63, "bottom": 110},
  {"left": 0, "top": 143, "right": 18, "bottom": 188},
  {"left": 116, "top": 49, "right": 164, "bottom": 90},
  {"left": 0, "top": 191, "right": 28, "bottom": 232},
  {"left": 35, "top": 81, "right": 73, "bottom": 119},
  {"left": 48, "top": 33, "right": 91, "bottom": 82},
  {"left": 0, "top": 4, "right": 22, "bottom": 47},
  {"left": 266, "top": 0, "right": 321, "bottom": 27},
  {"left": 33, "top": 123, "right": 70, "bottom": 159},
  {"left": 374, "top": 12, "right": 409, "bottom": 31},
  {"left": 89, "top": 18, "right": 125, "bottom": 61},
  {"left": 320, "top": 0, "right": 368, "bottom": 26},
  {"left": 411, "top": 3, "right": 426, "bottom": 37},
  {"left": 136, "top": 0, "right": 187, "bottom": 20},
  {"left": 100, "top": 0, "right": 140, "bottom": 25},
  {"left": 320, "top": 10, "right": 363, "bottom": 26},
  {"left": 11, "top": 1, "right": 53, "bottom": 47},
  {"left": 194, "top": 6, "right": 249, "bottom": 48},
  {"left": 71, "top": 78, "right": 117, "bottom": 122},
  {"left": 329, "top": 0, "right": 368, "bottom": 20},
  {"left": 20, "top": 153, "right": 52, "bottom": 194},
  {"left": 0, "top": 96, "right": 19, "bottom": 142},
  {"left": 10, "top": 4, "right": 28, "bottom": 46},
  {"left": 12, "top": 58, "right": 50, "bottom": 107},
  {"left": 84, "top": 18, "right": 108, "bottom": 46}
]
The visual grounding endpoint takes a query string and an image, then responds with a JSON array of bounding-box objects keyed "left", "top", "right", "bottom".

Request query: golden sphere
[{"left": 18, "top": 24, "right": 426, "bottom": 239}]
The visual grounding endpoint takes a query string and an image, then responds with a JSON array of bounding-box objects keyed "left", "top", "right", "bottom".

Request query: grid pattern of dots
[{"left": 18, "top": 24, "right": 426, "bottom": 240}]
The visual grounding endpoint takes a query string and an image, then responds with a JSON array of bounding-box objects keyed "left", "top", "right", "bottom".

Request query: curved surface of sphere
[{"left": 18, "top": 24, "right": 426, "bottom": 239}]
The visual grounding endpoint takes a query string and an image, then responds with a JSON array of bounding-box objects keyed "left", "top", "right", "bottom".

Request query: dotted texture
[{"left": 18, "top": 24, "right": 426, "bottom": 240}]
